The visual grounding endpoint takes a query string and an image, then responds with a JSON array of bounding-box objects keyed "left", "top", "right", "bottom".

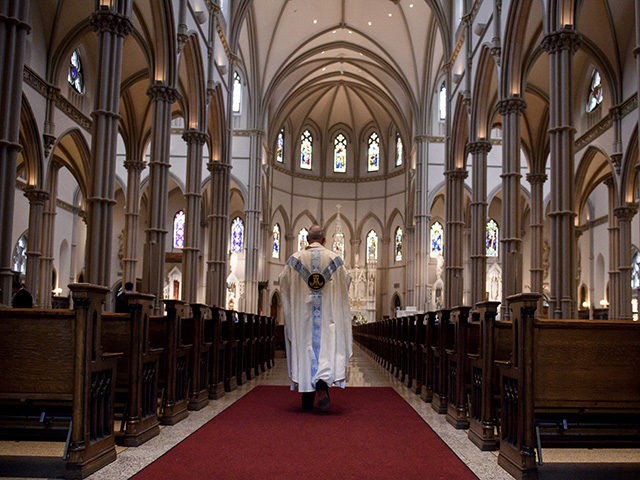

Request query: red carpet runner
[{"left": 132, "top": 386, "right": 479, "bottom": 479}]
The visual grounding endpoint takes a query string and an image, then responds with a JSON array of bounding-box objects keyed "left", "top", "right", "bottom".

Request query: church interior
[{"left": 1, "top": 0, "right": 639, "bottom": 479}]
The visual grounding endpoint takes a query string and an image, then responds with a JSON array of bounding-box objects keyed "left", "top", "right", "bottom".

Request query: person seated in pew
[
  {"left": 115, "top": 281, "right": 134, "bottom": 313},
  {"left": 279, "top": 224, "right": 352, "bottom": 412},
  {"left": 12, "top": 281, "right": 33, "bottom": 308}
]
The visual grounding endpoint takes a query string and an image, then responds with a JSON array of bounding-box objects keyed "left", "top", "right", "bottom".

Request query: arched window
[
  {"left": 298, "top": 228, "right": 309, "bottom": 251},
  {"left": 632, "top": 251, "right": 640, "bottom": 289},
  {"left": 395, "top": 132, "right": 403, "bottom": 167},
  {"left": 486, "top": 219, "right": 499, "bottom": 257},
  {"left": 232, "top": 72, "right": 242, "bottom": 113},
  {"left": 300, "top": 129, "right": 313, "bottom": 170},
  {"left": 586, "top": 69, "right": 603, "bottom": 113},
  {"left": 68, "top": 49, "right": 85, "bottom": 94},
  {"left": 333, "top": 133, "right": 347, "bottom": 173},
  {"left": 272, "top": 224, "right": 281, "bottom": 258},
  {"left": 366, "top": 230, "right": 378, "bottom": 261},
  {"left": 430, "top": 221, "right": 443, "bottom": 257},
  {"left": 231, "top": 217, "right": 244, "bottom": 253},
  {"left": 12, "top": 232, "right": 28, "bottom": 274},
  {"left": 394, "top": 227, "right": 403, "bottom": 261},
  {"left": 367, "top": 132, "right": 380, "bottom": 172},
  {"left": 439, "top": 82, "right": 447, "bottom": 120},
  {"left": 173, "top": 210, "right": 186, "bottom": 249},
  {"left": 276, "top": 128, "right": 284, "bottom": 163}
]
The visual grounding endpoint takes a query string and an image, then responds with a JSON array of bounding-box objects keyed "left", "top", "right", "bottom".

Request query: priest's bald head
[{"left": 308, "top": 224, "right": 326, "bottom": 245}]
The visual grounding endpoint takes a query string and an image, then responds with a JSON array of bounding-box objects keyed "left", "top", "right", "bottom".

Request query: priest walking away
[{"left": 279, "top": 224, "right": 352, "bottom": 412}]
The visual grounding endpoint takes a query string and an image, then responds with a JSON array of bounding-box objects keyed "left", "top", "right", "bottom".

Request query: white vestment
[{"left": 279, "top": 242, "right": 352, "bottom": 392}]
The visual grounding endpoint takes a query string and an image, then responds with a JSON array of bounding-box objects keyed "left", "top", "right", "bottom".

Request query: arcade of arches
[{"left": 2, "top": 0, "right": 640, "bottom": 327}]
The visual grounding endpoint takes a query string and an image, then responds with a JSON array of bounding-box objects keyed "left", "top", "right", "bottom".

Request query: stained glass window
[
  {"left": 430, "top": 221, "right": 443, "bottom": 257},
  {"left": 232, "top": 72, "right": 242, "bottom": 113},
  {"left": 298, "top": 228, "right": 309, "bottom": 251},
  {"left": 366, "top": 230, "right": 378, "bottom": 261},
  {"left": 300, "top": 129, "right": 312, "bottom": 170},
  {"left": 367, "top": 132, "right": 379, "bottom": 172},
  {"left": 632, "top": 251, "right": 640, "bottom": 289},
  {"left": 276, "top": 128, "right": 284, "bottom": 163},
  {"left": 439, "top": 82, "right": 446, "bottom": 120},
  {"left": 586, "top": 69, "right": 602, "bottom": 113},
  {"left": 272, "top": 224, "right": 281, "bottom": 258},
  {"left": 12, "top": 232, "right": 28, "bottom": 274},
  {"left": 394, "top": 227, "right": 403, "bottom": 261},
  {"left": 231, "top": 217, "right": 244, "bottom": 253},
  {"left": 173, "top": 210, "right": 186, "bottom": 249},
  {"left": 334, "top": 133, "right": 347, "bottom": 173},
  {"left": 68, "top": 50, "right": 85, "bottom": 94},
  {"left": 395, "top": 133, "right": 403, "bottom": 167},
  {"left": 486, "top": 219, "right": 499, "bottom": 257}
]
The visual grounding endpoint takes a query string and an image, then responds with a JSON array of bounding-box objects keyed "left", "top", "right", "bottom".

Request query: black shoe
[
  {"left": 315, "top": 380, "right": 330, "bottom": 412},
  {"left": 301, "top": 391, "right": 315, "bottom": 411}
]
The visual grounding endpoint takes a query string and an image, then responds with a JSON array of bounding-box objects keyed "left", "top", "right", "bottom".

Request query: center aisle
[{"left": 87, "top": 344, "right": 512, "bottom": 480}]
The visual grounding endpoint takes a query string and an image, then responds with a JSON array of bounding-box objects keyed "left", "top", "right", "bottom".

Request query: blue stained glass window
[
  {"left": 173, "top": 210, "right": 186, "bottom": 249},
  {"left": 395, "top": 133, "right": 403, "bottom": 167},
  {"left": 12, "top": 232, "right": 28, "bottom": 274},
  {"left": 232, "top": 72, "right": 242, "bottom": 113},
  {"left": 272, "top": 224, "right": 281, "bottom": 258},
  {"left": 486, "top": 219, "right": 499, "bottom": 257},
  {"left": 300, "top": 130, "right": 312, "bottom": 169},
  {"left": 276, "top": 128, "right": 284, "bottom": 163},
  {"left": 439, "top": 82, "right": 447, "bottom": 120},
  {"left": 334, "top": 133, "right": 347, "bottom": 173},
  {"left": 430, "top": 221, "right": 443, "bottom": 257},
  {"left": 586, "top": 69, "right": 603, "bottom": 113},
  {"left": 231, "top": 217, "right": 244, "bottom": 253},
  {"left": 68, "top": 50, "right": 85, "bottom": 94},
  {"left": 298, "top": 228, "right": 309, "bottom": 251},
  {"left": 366, "top": 230, "right": 378, "bottom": 261},
  {"left": 367, "top": 132, "right": 379, "bottom": 172},
  {"left": 394, "top": 227, "right": 403, "bottom": 262}
]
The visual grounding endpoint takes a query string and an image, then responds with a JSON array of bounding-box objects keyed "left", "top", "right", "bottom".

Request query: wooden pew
[
  {"left": 101, "top": 292, "right": 163, "bottom": 446},
  {"left": 446, "top": 306, "right": 473, "bottom": 429},
  {"left": 420, "top": 311, "right": 436, "bottom": 402},
  {"left": 149, "top": 300, "right": 192, "bottom": 425},
  {"left": 412, "top": 313, "right": 426, "bottom": 395},
  {"left": 184, "top": 303, "right": 212, "bottom": 410},
  {"left": 267, "top": 316, "right": 276, "bottom": 368},
  {"left": 466, "top": 300, "right": 503, "bottom": 450},
  {"left": 431, "top": 309, "right": 451, "bottom": 413},
  {"left": 497, "top": 293, "right": 640, "bottom": 480},
  {"left": 245, "top": 313, "right": 257, "bottom": 381},
  {"left": 208, "top": 307, "right": 226, "bottom": 399},
  {"left": 222, "top": 309, "right": 238, "bottom": 392},
  {"left": 231, "top": 310, "right": 247, "bottom": 386},
  {"left": 0, "top": 283, "right": 120, "bottom": 479}
]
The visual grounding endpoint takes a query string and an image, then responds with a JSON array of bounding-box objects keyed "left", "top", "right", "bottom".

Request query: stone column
[
  {"left": 181, "top": 129, "right": 207, "bottom": 303},
  {"left": 244, "top": 130, "right": 264, "bottom": 313},
  {"left": 206, "top": 161, "right": 231, "bottom": 307},
  {"left": 39, "top": 165, "right": 61, "bottom": 308},
  {"left": 379, "top": 236, "right": 390, "bottom": 317},
  {"left": 527, "top": 173, "right": 547, "bottom": 295},
  {"left": 0, "top": 1, "right": 30, "bottom": 304},
  {"left": 497, "top": 96, "right": 526, "bottom": 318},
  {"left": 143, "top": 83, "right": 179, "bottom": 312},
  {"left": 122, "top": 158, "right": 145, "bottom": 289},
  {"left": 615, "top": 205, "right": 636, "bottom": 319},
  {"left": 542, "top": 27, "right": 581, "bottom": 318},
  {"left": 468, "top": 140, "right": 492, "bottom": 305},
  {"left": 413, "top": 135, "right": 430, "bottom": 309},
  {"left": 24, "top": 187, "right": 48, "bottom": 305},
  {"left": 284, "top": 233, "right": 294, "bottom": 259},
  {"left": 405, "top": 225, "right": 415, "bottom": 307},
  {"left": 84, "top": 1, "right": 132, "bottom": 287},
  {"left": 444, "top": 168, "right": 468, "bottom": 308},
  {"left": 606, "top": 178, "right": 619, "bottom": 318}
]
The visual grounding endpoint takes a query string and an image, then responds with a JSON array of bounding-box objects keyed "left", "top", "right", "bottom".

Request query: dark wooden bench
[
  {"left": 101, "top": 292, "right": 162, "bottom": 446},
  {"left": 420, "top": 311, "right": 436, "bottom": 402},
  {"left": 183, "top": 303, "right": 212, "bottom": 411},
  {"left": 0, "top": 283, "right": 121, "bottom": 479},
  {"left": 431, "top": 309, "right": 451, "bottom": 414},
  {"left": 208, "top": 307, "right": 226, "bottom": 399},
  {"left": 445, "top": 306, "right": 473, "bottom": 429},
  {"left": 497, "top": 293, "right": 640, "bottom": 479}
]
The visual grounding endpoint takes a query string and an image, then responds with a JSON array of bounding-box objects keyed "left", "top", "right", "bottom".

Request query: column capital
[
  {"left": 147, "top": 83, "right": 180, "bottom": 103},
  {"left": 614, "top": 204, "right": 637, "bottom": 222},
  {"left": 467, "top": 140, "right": 492, "bottom": 155},
  {"left": 90, "top": 9, "right": 132, "bottom": 37},
  {"left": 24, "top": 186, "right": 49, "bottom": 205},
  {"left": 526, "top": 172, "right": 548, "bottom": 185},
  {"left": 541, "top": 27, "right": 581, "bottom": 55},
  {"left": 182, "top": 129, "right": 208, "bottom": 145},
  {"left": 497, "top": 96, "right": 526, "bottom": 116},
  {"left": 124, "top": 159, "right": 146, "bottom": 171},
  {"left": 444, "top": 168, "right": 468, "bottom": 180},
  {"left": 207, "top": 160, "right": 232, "bottom": 174}
]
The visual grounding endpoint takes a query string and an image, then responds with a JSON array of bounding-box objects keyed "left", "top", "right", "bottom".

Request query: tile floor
[{"left": 1, "top": 344, "right": 637, "bottom": 479}]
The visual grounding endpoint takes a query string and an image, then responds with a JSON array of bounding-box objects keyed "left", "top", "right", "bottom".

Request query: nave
[{"left": 2, "top": 345, "right": 637, "bottom": 480}]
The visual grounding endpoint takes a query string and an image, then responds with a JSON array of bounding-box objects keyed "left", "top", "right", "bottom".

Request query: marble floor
[{"left": 1, "top": 344, "right": 638, "bottom": 479}]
